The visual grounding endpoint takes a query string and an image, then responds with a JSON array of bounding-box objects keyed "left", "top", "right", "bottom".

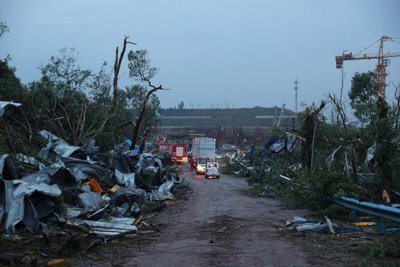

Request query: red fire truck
[
  {"left": 154, "top": 141, "right": 174, "bottom": 153},
  {"left": 172, "top": 144, "right": 188, "bottom": 163}
]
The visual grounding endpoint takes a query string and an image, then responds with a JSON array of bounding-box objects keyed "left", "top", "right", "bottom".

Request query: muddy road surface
[{"left": 86, "top": 167, "right": 347, "bottom": 267}]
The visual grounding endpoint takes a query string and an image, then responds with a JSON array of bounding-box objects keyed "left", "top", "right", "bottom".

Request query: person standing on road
[{"left": 189, "top": 157, "right": 195, "bottom": 171}]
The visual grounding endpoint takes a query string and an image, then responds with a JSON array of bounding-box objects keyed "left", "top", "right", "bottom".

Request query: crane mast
[{"left": 376, "top": 36, "right": 388, "bottom": 98}]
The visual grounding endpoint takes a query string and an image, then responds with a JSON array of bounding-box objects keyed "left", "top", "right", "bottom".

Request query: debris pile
[{"left": 0, "top": 131, "right": 188, "bottom": 237}]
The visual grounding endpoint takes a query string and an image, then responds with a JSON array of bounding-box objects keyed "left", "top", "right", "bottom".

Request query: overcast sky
[{"left": 1, "top": 0, "right": 400, "bottom": 111}]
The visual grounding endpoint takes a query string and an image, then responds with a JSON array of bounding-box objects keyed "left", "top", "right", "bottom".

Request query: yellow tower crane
[{"left": 335, "top": 35, "right": 400, "bottom": 99}]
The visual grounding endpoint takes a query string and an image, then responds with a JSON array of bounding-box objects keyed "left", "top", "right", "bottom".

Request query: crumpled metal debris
[
  {"left": 61, "top": 156, "right": 114, "bottom": 187},
  {"left": 0, "top": 154, "right": 20, "bottom": 180},
  {"left": 38, "top": 130, "right": 86, "bottom": 160},
  {"left": 149, "top": 180, "right": 174, "bottom": 201},
  {"left": 21, "top": 166, "right": 76, "bottom": 185},
  {"left": 286, "top": 216, "right": 363, "bottom": 234},
  {"left": 67, "top": 217, "right": 137, "bottom": 236},
  {"left": 0, "top": 132, "right": 188, "bottom": 237},
  {"left": 286, "top": 216, "right": 335, "bottom": 232},
  {"left": 114, "top": 169, "right": 136, "bottom": 188},
  {"left": 270, "top": 142, "right": 285, "bottom": 153},
  {"left": 0, "top": 101, "right": 22, "bottom": 117},
  {"left": 326, "top": 145, "right": 342, "bottom": 170},
  {"left": 365, "top": 144, "right": 376, "bottom": 165},
  {"left": 3, "top": 179, "right": 61, "bottom": 234},
  {"left": 16, "top": 153, "right": 46, "bottom": 170},
  {"left": 78, "top": 192, "right": 104, "bottom": 215},
  {"left": 110, "top": 187, "right": 146, "bottom": 206}
]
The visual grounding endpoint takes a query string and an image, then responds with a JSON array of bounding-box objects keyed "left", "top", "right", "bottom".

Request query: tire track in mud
[
  {"left": 122, "top": 169, "right": 312, "bottom": 267},
  {"left": 82, "top": 168, "right": 348, "bottom": 267}
]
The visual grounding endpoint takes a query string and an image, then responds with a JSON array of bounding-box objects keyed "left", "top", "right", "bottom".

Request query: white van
[{"left": 205, "top": 162, "right": 220, "bottom": 179}]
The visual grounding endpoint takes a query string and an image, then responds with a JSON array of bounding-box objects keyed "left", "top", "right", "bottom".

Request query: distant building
[{"left": 157, "top": 107, "right": 298, "bottom": 145}]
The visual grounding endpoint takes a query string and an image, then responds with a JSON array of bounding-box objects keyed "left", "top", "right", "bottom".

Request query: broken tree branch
[
  {"left": 112, "top": 36, "right": 136, "bottom": 111},
  {"left": 327, "top": 93, "right": 347, "bottom": 131}
]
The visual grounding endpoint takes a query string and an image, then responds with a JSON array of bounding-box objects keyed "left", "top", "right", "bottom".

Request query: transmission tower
[{"left": 294, "top": 79, "right": 299, "bottom": 113}]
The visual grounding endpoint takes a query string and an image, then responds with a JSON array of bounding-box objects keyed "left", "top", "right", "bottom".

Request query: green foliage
[
  {"left": 350, "top": 90, "right": 399, "bottom": 195},
  {"left": 245, "top": 141, "right": 360, "bottom": 211},
  {"left": 27, "top": 48, "right": 115, "bottom": 146},
  {"left": 90, "top": 61, "right": 112, "bottom": 103},
  {"left": 40, "top": 48, "right": 92, "bottom": 96},
  {"left": 0, "top": 41, "right": 165, "bottom": 155},
  {"left": 369, "top": 116, "right": 398, "bottom": 192},
  {"left": 298, "top": 102, "right": 327, "bottom": 169},
  {"left": 125, "top": 84, "right": 161, "bottom": 128},
  {"left": 0, "top": 21, "right": 9, "bottom": 38},
  {"left": 0, "top": 21, "right": 166, "bottom": 157},
  {"left": 221, "top": 159, "right": 241, "bottom": 174},
  {"left": 358, "top": 236, "right": 400, "bottom": 260},
  {"left": 126, "top": 84, "right": 148, "bottom": 110},
  {"left": 348, "top": 71, "right": 378, "bottom": 124},
  {"left": 0, "top": 59, "right": 25, "bottom": 101},
  {"left": 0, "top": 57, "right": 34, "bottom": 153},
  {"left": 102, "top": 84, "right": 161, "bottom": 150},
  {"left": 128, "top": 49, "right": 158, "bottom": 81},
  {"left": 287, "top": 170, "right": 359, "bottom": 211},
  {"left": 220, "top": 156, "right": 235, "bottom": 174},
  {"left": 234, "top": 86, "right": 400, "bottom": 215},
  {"left": 127, "top": 49, "right": 163, "bottom": 149},
  {"left": 55, "top": 196, "right": 67, "bottom": 216}
]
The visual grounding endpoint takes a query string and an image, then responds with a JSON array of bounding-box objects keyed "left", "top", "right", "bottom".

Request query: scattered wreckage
[
  {"left": 0, "top": 130, "right": 188, "bottom": 238},
  {"left": 226, "top": 134, "right": 400, "bottom": 237}
]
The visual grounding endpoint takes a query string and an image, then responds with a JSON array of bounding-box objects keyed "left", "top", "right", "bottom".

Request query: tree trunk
[
  {"left": 130, "top": 86, "right": 162, "bottom": 149},
  {"left": 139, "top": 127, "right": 150, "bottom": 153},
  {"left": 112, "top": 36, "right": 136, "bottom": 111},
  {"left": 301, "top": 101, "right": 325, "bottom": 169}
]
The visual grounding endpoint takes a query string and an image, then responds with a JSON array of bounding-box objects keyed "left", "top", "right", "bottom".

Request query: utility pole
[{"left": 294, "top": 79, "right": 299, "bottom": 113}]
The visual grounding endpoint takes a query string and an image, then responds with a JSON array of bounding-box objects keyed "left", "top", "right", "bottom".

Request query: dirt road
[{"left": 86, "top": 167, "right": 347, "bottom": 267}]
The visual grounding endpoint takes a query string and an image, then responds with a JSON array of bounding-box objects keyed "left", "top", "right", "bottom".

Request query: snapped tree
[
  {"left": 300, "top": 101, "right": 326, "bottom": 170},
  {"left": 112, "top": 36, "right": 136, "bottom": 111}
]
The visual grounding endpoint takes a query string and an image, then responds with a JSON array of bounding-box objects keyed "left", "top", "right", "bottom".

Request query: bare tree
[
  {"left": 327, "top": 68, "right": 348, "bottom": 130},
  {"left": 327, "top": 93, "right": 348, "bottom": 131},
  {"left": 112, "top": 36, "right": 136, "bottom": 110}
]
